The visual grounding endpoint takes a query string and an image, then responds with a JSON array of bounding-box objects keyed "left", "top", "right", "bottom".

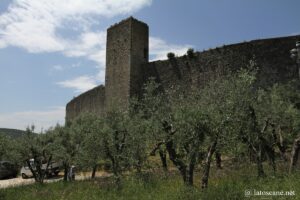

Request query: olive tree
[
  {"left": 0, "top": 134, "right": 20, "bottom": 163},
  {"left": 139, "top": 79, "right": 211, "bottom": 186},
  {"left": 135, "top": 78, "right": 170, "bottom": 172},
  {"left": 255, "top": 82, "right": 300, "bottom": 173},
  {"left": 45, "top": 125, "right": 78, "bottom": 181},
  {"left": 19, "top": 126, "right": 53, "bottom": 183}
]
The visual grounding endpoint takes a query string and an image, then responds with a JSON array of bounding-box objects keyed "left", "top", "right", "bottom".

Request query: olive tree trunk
[
  {"left": 91, "top": 164, "right": 97, "bottom": 179},
  {"left": 201, "top": 140, "right": 217, "bottom": 189},
  {"left": 159, "top": 149, "right": 168, "bottom": 172},
  {"left": 215, "top": 151, "right": 222, "bottom": 169},
  {"left": 289, "top": 137, "right": 300, "bottom": 173}
]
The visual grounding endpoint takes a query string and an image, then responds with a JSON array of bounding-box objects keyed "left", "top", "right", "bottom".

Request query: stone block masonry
[
  {"left": 145, "top": 35, "right": 300, "bottom": 91},
  {"left": 66, "top": 85, "right": 105, "bottom": 122},
  {"left": 105, "top": 17, "right": 148, "bottom": 110}
]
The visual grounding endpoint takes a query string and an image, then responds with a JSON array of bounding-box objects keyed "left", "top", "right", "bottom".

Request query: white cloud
[
  {"left": 0, "top": 40, "right": 6, "bottom": 48},
  {"left": 50, "top": 62, "right": 82, "bottom": 74},
  {"left": 0, "top": 107, "right": 65, "bottom": 131},
  {"left": 52, "top": 65, "right": 63, "bottom": 71},
  {"left": 288, "top": 31, "right": 300, "bottom": 36},
  {"left": 63, "top": 31, "right": 107, "bottom": 66},
  {"left": 96, "top": 69, "right": 106, "bottom": 83},
  {"left": 0, "top": 0, "right": 152, "bottom": 53},
  {"left": 57, "top": 75, "right": 98, "bottom": 93},
  {"left": 149, "top": 37, "right": 192, "bottom": 61},
  {"left": 71, "top": 62, "right": 81, "bottom": 68}
]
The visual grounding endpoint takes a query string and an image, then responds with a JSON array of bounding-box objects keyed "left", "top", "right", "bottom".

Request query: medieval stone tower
[{"left": 105, "top": 17, "right": 149, "bottom": 110}]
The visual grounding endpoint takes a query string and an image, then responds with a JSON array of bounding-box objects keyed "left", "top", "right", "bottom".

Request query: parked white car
[{"left": 20, "top": 159, "right": 62, "bottom": 179}]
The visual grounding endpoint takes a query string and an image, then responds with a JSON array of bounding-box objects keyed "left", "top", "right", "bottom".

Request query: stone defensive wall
[
  {"left": 66, "top": 85, "right": 105, "bottom": 122},
  {"left": 66, "top": 34, "right": 300, "bottom": 122},
  {"left": 145, "top": 35, "right": 300, "bottom": 91}
]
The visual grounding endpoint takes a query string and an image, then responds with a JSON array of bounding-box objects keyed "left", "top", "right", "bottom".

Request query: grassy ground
[{"left": 1, "top": 162, "right": 300, "bottom": 200}]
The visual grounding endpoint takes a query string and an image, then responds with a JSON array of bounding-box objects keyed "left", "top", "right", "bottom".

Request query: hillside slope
[{"left": 0, "top": 128, "right": 26, "bottom": 138}]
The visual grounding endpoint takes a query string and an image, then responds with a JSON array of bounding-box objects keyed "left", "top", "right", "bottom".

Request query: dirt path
[
  {"left": 0, "top": 172, "right": 111, "bottom": 189},
  {"left": 0, "top": 177, "right": 35, "bottom": 189}
]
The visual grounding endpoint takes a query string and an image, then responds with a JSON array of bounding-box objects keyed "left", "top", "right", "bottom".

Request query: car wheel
[
  {"left": 21, "top": 173, "right": 28, "bottom": 179},
  {"left": 11, "top": 173, "right": 17, "bottom": 178},
  {"left": 13, "top": 171, "right": 18, "bottom": 178}
]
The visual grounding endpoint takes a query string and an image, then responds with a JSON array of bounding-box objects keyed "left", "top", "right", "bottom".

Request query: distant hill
[{"left": 0, "top": 128, "right": 26, "bottom": 138}]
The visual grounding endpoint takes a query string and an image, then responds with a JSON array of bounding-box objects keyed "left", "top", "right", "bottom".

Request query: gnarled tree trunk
[
  {"left": 256, "top": 144, "right": 265, "bottom": 177},
  {"left": 91, "top": 164, "right": 97, "bottom": 179},
  {"left": 63, "top": 161, "right": 70, "bottom": 181},
  {"left": 201, "top": 139, "right": 217, "bottom": 189},
  {"left": 289, "top": 137, "right": 300, "bottom": 173},
  {"left": 165, "top": 139, "right": 187, "bottom": 183},
  {"left": 159, "top": 149, "right": 168, "bottom": 172},
  {"left": 215, "top": 151, "right": 222, "bottom": 169},
  {"left": 272, "top": 125, "right": 287, "bottom": 161}
]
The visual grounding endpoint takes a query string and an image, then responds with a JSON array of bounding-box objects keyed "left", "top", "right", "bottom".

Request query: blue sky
[{"left": 0, "top": 0, "right": 299, "bottom": 131}]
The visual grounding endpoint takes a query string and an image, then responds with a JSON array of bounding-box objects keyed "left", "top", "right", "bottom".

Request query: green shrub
[
  {"left": 187, "top": 48, "right": 195, "bottom": 58},
  {"left": 167, "top": 52, "right": 175, "bottom": 60}
]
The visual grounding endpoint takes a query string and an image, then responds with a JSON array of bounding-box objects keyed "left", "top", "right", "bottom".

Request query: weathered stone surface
[
  {"left": 105, "top": 17, "right": 148, "bottom": 110},
  {"left": 145, "top": 35, "right": 300, "bottom": 90},
  {"left": 65, "top": 17, "right": 300, "bottom": 122},
  {"left": 66, "top": 85, "right": 105, "bottom": 122}
]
